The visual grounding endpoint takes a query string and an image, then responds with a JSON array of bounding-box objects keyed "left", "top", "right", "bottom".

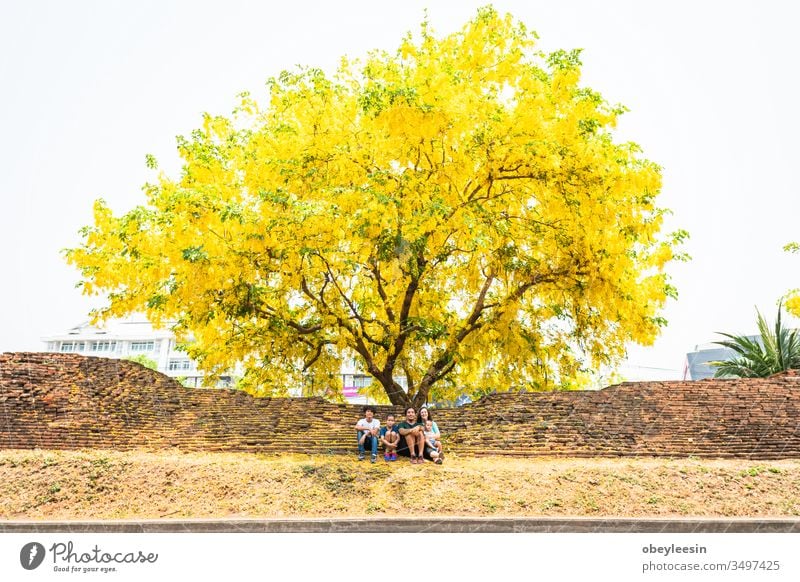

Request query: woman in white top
[{"left": 418, "top": 406, "right": 443, "bottom": 462}]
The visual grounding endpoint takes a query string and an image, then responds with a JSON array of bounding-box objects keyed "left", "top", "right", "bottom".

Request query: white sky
[{"left": 2, "top": 0, "right": 799, "bottom": 379}]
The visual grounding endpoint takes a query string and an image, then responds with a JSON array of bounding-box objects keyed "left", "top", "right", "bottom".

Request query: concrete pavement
[{"left": 2, "top": 517, "right": 799, "bottom": 533}]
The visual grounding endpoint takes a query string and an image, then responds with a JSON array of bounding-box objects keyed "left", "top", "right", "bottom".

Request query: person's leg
[
  {"left": 389, "top": 432, "right": 399, "bottom": 448},
  {"left": 395, "top": 434, "right": 411, "bottom": 457},
  {"left": 387, "top": 432, "right": 399, "bottom": 458},
  {"left": 357, "top": 432, "right": 366, "bottom": 459},
  {"left": 404, "top": 434, "right": 418, "bottom": 462},
  {"left": 422, "top": 440, "right": 437, "bottom": 461},
  {"left": 369, "top": 435, "right": 378, "bottom": 461},
  {"left": 414, "top": 432, "right": 426, "bottom": 462}
]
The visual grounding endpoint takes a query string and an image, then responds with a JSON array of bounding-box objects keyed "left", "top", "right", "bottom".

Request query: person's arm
[
  {"left": 397, "top": 423, "right": 411, "bottom": 436},
  {"left": 353, "top": 420, "right": 366, "bottom": 431}
]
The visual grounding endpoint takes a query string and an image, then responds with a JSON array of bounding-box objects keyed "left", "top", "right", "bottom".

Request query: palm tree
[{"left": 711, "top": 302, "right": 800, "bottom": 378}]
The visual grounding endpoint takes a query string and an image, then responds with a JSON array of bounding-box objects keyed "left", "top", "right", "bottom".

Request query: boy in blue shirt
[{"left": 379, "top": 414, "right": 400, "bottom": 461}]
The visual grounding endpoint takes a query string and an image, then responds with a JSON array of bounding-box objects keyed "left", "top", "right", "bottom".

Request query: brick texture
[{"left": 1, "top": 352, "right": 799, "bottom": 458}]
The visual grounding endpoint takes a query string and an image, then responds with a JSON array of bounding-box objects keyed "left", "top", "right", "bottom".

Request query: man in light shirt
[{"left": 354, "top": 405, "right": 380, "bottom": 463}]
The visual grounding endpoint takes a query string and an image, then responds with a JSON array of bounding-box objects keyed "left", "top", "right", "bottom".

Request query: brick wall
[{"left": 2, "top": 352, "right": 799, "bottom": 458}]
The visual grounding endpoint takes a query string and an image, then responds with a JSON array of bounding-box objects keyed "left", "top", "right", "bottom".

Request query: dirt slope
[{"left": 2, "top": 450, "right": 799, "bottom": 520}]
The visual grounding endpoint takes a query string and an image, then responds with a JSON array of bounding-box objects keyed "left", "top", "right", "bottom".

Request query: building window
[
  {"left": 168, "top": 359, "right": 192, "bottom": 371},
  {"left": 89, "top": 341, "right": 116, "bottom": 352},
  {"left": 353, "top": 375, "right": 373, "bottom": 388},
  {"left": 130, "top": 341, "right": 155, "bottom": 353},
  {"left": 60, "top": 342, "right": 85, "bottom": 353}
]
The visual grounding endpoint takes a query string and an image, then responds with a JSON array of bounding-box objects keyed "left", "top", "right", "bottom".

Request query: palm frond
[{"left": 711, "top": 301, "right": 800, "bottom": 378}]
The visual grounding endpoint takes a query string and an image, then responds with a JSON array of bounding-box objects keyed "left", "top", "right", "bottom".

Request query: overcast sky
[{"left": 2, "top": 0, "right": 798, "bottom": 379}]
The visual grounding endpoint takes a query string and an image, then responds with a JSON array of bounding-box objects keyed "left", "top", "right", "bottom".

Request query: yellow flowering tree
[
  {"left": 786, "top": 243, "right": 800, "bottom": 316},
  {"left": 67, "top": 7, "right": 685, "bottom": 407}
]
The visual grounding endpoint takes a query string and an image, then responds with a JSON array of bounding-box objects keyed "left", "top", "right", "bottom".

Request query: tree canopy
[
  {"left": 66, "top": 7, "right": 684, "bottom": 407},
  {"left": 786, "top": 242, "right": 800, "bottom": 317},
  {"left": 123, "top": 354, "right": 158, "bottom": 371}
]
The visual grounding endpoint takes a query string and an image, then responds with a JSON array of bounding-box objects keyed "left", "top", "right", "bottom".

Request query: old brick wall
[{"left": 2, "top": 352, "right": 799, "bottom": 458}]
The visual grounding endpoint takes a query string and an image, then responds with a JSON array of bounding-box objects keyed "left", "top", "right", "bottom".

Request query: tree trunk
[
  {"left": 411, "top": 387, "right": 429, "bottom": 409},
  {"left": 379, "top": 377, "right": 432, "bottom": 409},
  {"left": 387, "top": 391, "right": 411, "bottom": 407},
  {"left": 381, "top": 377, "right": 412, "bottom": 408}
]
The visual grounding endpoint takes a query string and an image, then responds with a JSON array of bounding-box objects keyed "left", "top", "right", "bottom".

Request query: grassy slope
[{"left": 2, "top": 449, "right": 799, "bottom": 520}]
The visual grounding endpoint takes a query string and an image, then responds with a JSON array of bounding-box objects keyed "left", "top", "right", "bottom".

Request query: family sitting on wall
[{"left": 354, "top": 405, "right": 443, "bottom": 464}]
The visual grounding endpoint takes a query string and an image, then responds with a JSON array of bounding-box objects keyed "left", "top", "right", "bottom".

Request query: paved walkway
[{"left": 2, "top": 518, "right": 798, "bottom": 533}]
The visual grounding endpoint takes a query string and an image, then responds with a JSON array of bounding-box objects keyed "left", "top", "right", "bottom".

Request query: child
[
  {"left": 379, "top": 414, "right": 400, "bottom": 461},
  {"left": 424, "top": 419, "right": 443, "bottom": 459}
]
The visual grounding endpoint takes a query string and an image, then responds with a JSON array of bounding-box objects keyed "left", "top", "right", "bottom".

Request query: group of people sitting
[{"left": 354, "top": 405, "right": 444, "bottom": 464}]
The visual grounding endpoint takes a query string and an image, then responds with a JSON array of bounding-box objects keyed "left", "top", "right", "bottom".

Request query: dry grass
[{"left": 2, "top": 449, "right": 800, "bottom": 520}]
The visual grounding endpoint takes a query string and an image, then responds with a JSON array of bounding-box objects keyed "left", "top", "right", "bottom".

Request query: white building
[
  {"left": 41, "top": 317, "right": 231, "bottom": 388},
  {"left": 42, "top": 316, "right": 400, "bottom": 401},
  {"left": 340, "top": 359, "right": 408, "bottom": 404},
  {"left": 682, "top": 341, "right": 740, "bottom": 381}
]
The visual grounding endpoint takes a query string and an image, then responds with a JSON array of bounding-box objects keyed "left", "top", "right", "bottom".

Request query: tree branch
[
  {"left": 317, "top": 254, "right": 388, "bottom": 348},
  {"left": 300, "top": 269, "right": 384, "bottom": 384},
  {"left": 401, "top": 359, "right": 416, "bottom": 392},
  {"left": 369, "top": 258, "right": 396, "bottom": 323},
  {"left": 414, "top": 270, "right": 495, "bottom": 398},
  {"left": 302, "top": 340, "right": 335, "bottom": 371},
  {"left": 383, "top": 251, "right": 426, "bottom": 377},
  {"left": 254, "top": 306, "right": 322, "bottom": 335}
]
